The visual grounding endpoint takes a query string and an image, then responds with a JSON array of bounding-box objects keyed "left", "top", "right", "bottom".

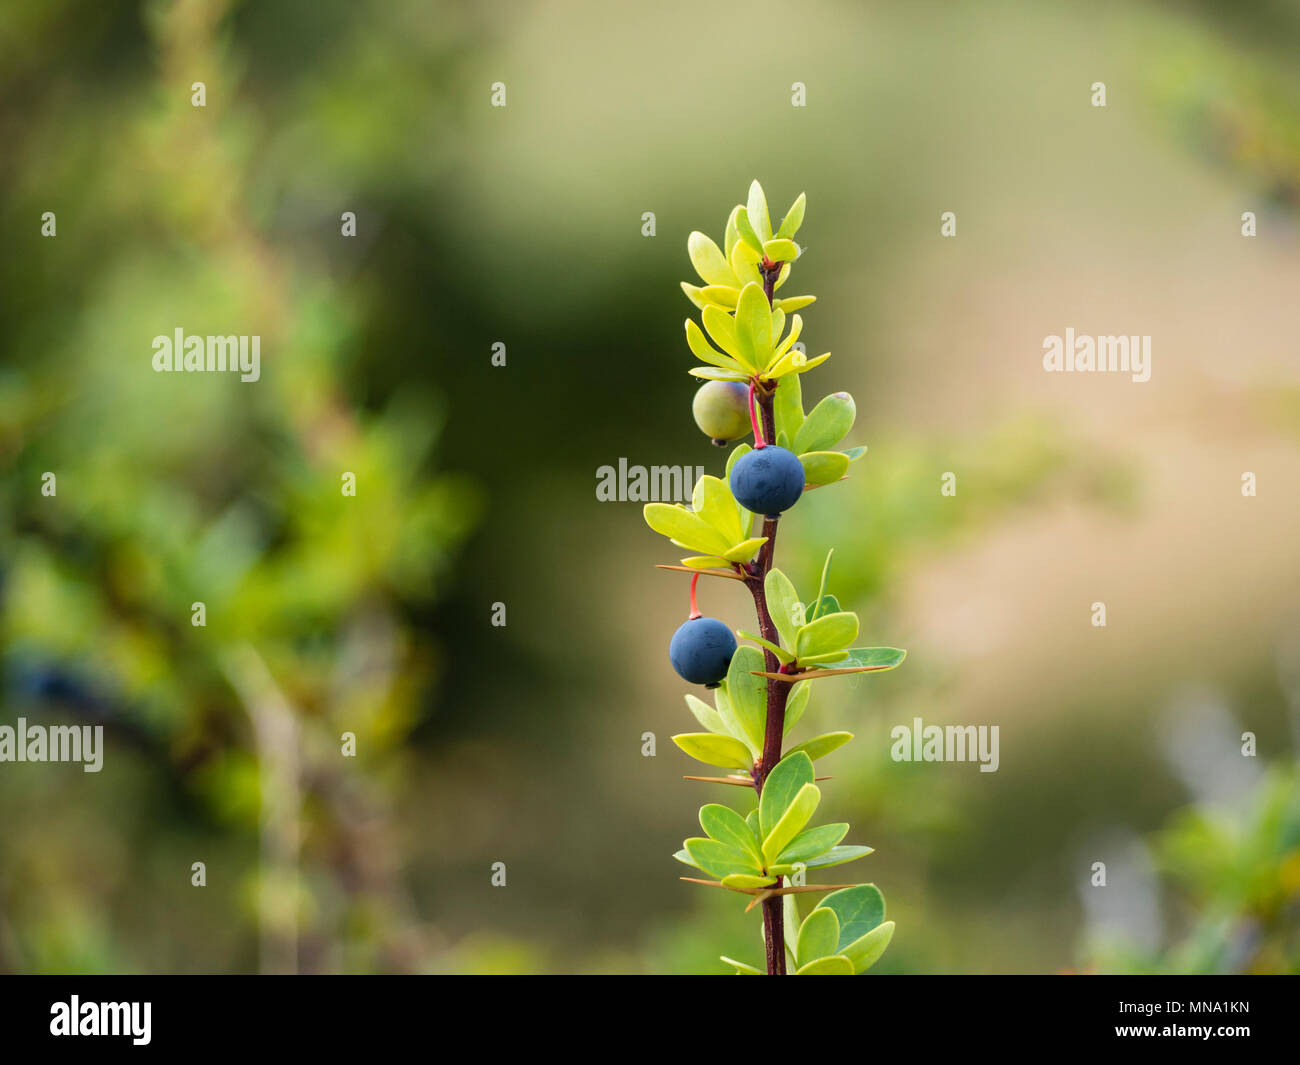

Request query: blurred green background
[{"left": 1, "top": 0, "right": 1298, "bottom": 974}]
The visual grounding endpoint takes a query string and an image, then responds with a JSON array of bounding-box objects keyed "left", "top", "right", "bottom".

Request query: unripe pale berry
[
  {"left": 728, "top": 445, "right": 805, "bottom": 516},
  {"left": 669, "top": 616, "right": 736, "bottom": 686},
  {"left": 692, "top": 381, "right": 752, "bottom": 446}
]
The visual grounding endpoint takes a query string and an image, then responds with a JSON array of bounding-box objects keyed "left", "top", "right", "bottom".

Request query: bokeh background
[{"left": 1, "top": 0, "right": 1298, "bottom": 974}]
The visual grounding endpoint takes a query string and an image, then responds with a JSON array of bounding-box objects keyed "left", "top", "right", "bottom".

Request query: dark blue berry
[
  {"left": 669, "top": 616, "right": 736, "bottom": 686},
  {"left": 729, "top": 445, "right": 805, "bottom": 516}
]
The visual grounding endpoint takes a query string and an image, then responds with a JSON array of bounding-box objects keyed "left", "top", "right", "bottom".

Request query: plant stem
[{"left": 743, "top": 379, "right": 791, "bottom": 974}]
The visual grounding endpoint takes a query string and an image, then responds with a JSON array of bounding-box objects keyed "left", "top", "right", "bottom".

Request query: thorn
[
  {"left": 655, "top": 565, "right": 746, "bottom": 581},
  {"left": 751, "top": 665, "right": 894, "bottom": 682},
  {"left": 683, "top": 774, "right": 755, "bottom": 787},
  {"left": 679, "top": 877, "right": 729, "bottom": 890},
  {"left": 746, "top": 883, "right": 860, "bottom": 910},
  {"left": 803, "top": 476, "right": 850, "bottom": 492}
]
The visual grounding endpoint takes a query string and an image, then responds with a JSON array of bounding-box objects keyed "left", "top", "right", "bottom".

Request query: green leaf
[
  {"left": 734, "top": 282, "right": 772, "bottom": 373},
  {"left": 722, "top": 537, "right": 767, "bottom": 563},
  {"left": 842, "top": 920, "right": 894, "bottom": 973},
  {"left": 761, "top": 783, "right": 821, "bottom": 866},
  {"left": 758, "top": 752, "right": 814, "bottom": 838},
  {"left": 785, "top": 731, "right": 853, "bottom": 763},
  {"left": 795, "top": 906, "right": 839, "bottom": 967},
  {"left": 671, "top": 733, "right": 752, "bottom": 770},
  {"left": 798, "top": 650, "right": 850, "bottom": 667},
  {"left": 775, "top": 192, "right": 806, "bottom": 240},
  {"left": 794, "top": 392, "right": 856, "bottom": 454},
  {"left": 783, "top": 893, "right": 802, "bottom": 948},
  {"left": 809, "top": 593, "right": 841, "bottom": 620},
  {"left": 841, "top": 647, "right": 907, "bottom": 672},
  {"left": 672, "top": 848, "right": 693, "bottom": 866},
  {"left": 734, "top": 207, "right": 764, "bottom": 254},
  {"left": 772, "top": 372, "right": 804, "bottom": 443},
  {"left": 816, "top": 885, "right": 885, "bottom": 950},
  {"left": 643, "top": 503, "right": 733, "bottom": 557},
  {"left": 725, "top": 646, "right": 767, "bottom": 753},
  {"left": 813, "top": 548, "right": 833, "bottom": 613},
  {"left": 783, "top": 681, "right": 810, "bottom": 735},
  {"left": 777, "top": 822, "right": 850, "bottom": 864},
  {"left": 700, "top": 803, "right": 763, "bottom": 864},
  {"left": 843, "top": 445, "right": 867, "bottom": 462},
  {"left": 764, "top": 568, "right": 804, "bottom": 651},
  {"left": 736, "top": 629, "right": 794, "bottom": 665},
  {"left": 795, "top": 955, "right": 855, "bottom": 975},
  {"left": 746, "top": 180, "right": 772, "bottom": 243},
  {"left": 710, "top": 685, "right": 750, "bottom": 756},
  {"left": 799, "top": 450, "right": 851, "bottom": 486},
  {"left": 803, "top": 844, "right": 873, "bottom": 869},
  {"left": 684, "top": 693, "right": 728, "bottom": 736},
  {"left": 795, "top": 611, "right": 859, "bottom": 659},
  {"left": 721, "top": 872, "right": 777, "bottom": 890},
  {"left": 684, "top": 837, "right": 761, "bottom": 879},
  {"left": 720, "top": 954, "right": 764, "bottom": 975}
]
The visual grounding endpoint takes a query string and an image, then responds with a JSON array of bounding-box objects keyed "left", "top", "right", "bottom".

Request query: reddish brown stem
[{"left": 742, "top": 380, "right": 791, "bottom": 974}]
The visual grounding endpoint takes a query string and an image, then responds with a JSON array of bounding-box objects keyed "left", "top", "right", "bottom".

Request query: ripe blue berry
[
  {"left": 728, "top": 445, "right": 805, "bottom": 516},
  {"left": 669, "top": 616, "right": 736, "bottom": 686}
]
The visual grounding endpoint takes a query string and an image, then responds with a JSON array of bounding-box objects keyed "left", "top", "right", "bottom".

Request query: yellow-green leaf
[
  {"left": 785, "top": 731, "right": 853, "bottom": 762},
  {"left": 775, "top": 192, "right": 806, "bottom": 240},
  {"left": 692, "top": 474, "right": 744, "bottom": 543},
  {"left": 678, "top": 554, "right": 730, "bottom": 570},
  {"left": 763, "top": 237, "right": 799, "bottom": 262},
  {"left": 747, "top": 180, "right": 772, "bottom": 243},
  {"left": 644, "top": 503, "right": 733, "bottom": 556},
  {"left": 685, "top": 318, "right": 741, "bottom": 370},
  {"left": 672, "top": 733, "right": 753, "bottom": 770},
  {"left": 722, "top": 537, "right": 767, "bottom": 563},
  {"left": 774, "top": 295, "right": 816, "bottom": 313},
  {"left": 720, "top": 872, "right": 777, "bottom": 891},
  {"left": 687, "top": 231, "right": 737, "bottom": 287}
]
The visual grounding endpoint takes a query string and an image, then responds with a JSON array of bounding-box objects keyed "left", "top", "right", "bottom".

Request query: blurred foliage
[
  {"left": 1092, "top": 768, "right": 1300, "bottom": 974},
  {"left": 0, "top": 0, "right": 485, "bottom": 973}
]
